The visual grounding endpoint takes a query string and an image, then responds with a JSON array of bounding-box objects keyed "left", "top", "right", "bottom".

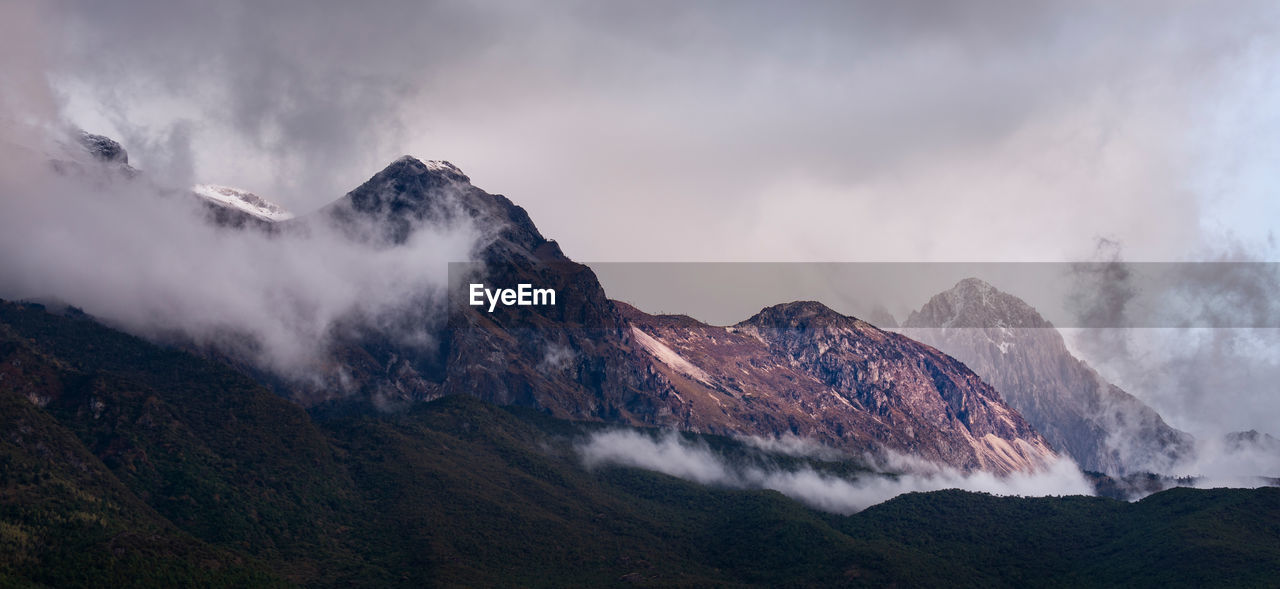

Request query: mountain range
[
  {"left": 184, "top": 141, "right": 1056, "bottom": 474},
  {"left": 4, "top": 298, "right": 1278, "bottom": 586},
  {"left": 6, "top": 130, "right": 1279, "bottom": 585},
  {"left": 57, "top": 131, "right": 1268, "bottom": 480}
]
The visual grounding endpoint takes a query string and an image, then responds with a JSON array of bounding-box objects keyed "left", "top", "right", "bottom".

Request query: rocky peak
[
  {"left": 907, "top": 278, "right": 1052, "bottom": 329},
  {"left": 739, "top": 301, "right": 868, "bottom": 330},
  {"left": 317, "top": 155, "right": 530, "bottom": 247},
  {"left": 193, "top": 184, "right": 293, "bottom": 222},
  {"left": 344, "top": 156, "right": 471, "bottom": 218},
  {"left": 50, "top": 131, "right": 137, "bottom": 179},
  {"left": 77, "top": 131, "right": 128, "bottom": 165}
]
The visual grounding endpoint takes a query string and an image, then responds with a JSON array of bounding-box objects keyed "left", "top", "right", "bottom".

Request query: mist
[
  {"left": 0, "top": 131, "right": 479, "bottom": 387},
  {"left": 1062, "top": 246, "right": 1280, "bottom": 447},
  {"left": 578, "top": 429, "right": 1094, "bottom": 515}
]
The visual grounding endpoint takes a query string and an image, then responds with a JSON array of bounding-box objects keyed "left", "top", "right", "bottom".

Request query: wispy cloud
[
  {"left": 0, "top": 133, "right": 478, "bottom": 389},
  {"left": 579, "top": 429, "right": 1094, "bottom": 514}
]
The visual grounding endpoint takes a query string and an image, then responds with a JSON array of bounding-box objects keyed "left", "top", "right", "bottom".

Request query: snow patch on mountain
[{"left": 193, "top": 184, "right": 294, "bottom": 221}]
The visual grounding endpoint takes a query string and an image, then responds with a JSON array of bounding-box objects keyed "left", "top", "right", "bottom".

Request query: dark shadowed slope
[{"left": 3, "top": 301, "right": 1280, "bottom": 587}]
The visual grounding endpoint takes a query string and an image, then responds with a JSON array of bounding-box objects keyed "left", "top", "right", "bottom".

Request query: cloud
[
  {"left": 578, "top": 429, "right": 1094, "bottom": 514},
  {"left": 1179, "top": 435, "right": 1280, "bottom": 483},
  {"left": 734, "top": 432, "right": 847, "bottom": 462},
  {"left": 0, "top": 130, "right": 479, "bottom": 388},
  {"left": 1063, "top": 243, "right": 1280, "bottom": 439},
  {"left": 0, "top": 4, "right": 482, "bottom": 389},
  {"left": 22, "top": 0, "right": 1277, "bottom": 266}
]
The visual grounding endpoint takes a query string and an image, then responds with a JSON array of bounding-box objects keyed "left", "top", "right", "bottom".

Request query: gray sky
[
  {"left": 5, "top": 0, "right": 1280, "bottom": 439},
  {"left": 33, "top": 0, "right": 1280, "bottom": 264}
]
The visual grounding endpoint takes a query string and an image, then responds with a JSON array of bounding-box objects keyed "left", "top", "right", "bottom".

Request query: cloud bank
[
  {"left": 0, "top": 133, "right": 478, "bottom": 385},
  {"left": 579, "top": 429, "right": 1094, "bottom": 514},
  {"left": 12, "top": 0, "right": 1274, "bottom": 264}
]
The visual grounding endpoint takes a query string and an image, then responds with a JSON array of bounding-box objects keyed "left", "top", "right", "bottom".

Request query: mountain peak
[
  {"left": 906, "top": 277, "right": 1050, "bottom": 329},
  {"left": 193, "top": 184, "right": 293, "bottom": 222},
  {"left": 954, "top": 276, "right": 996, "bottom": 292},
  {"left": 49, "top": 130, "right": 137, "bottom": 179},
  {"left": 381, "top": 155, "right": 471, "bottom": 184},
  {"left": 738, "top": 300, "right": 865, "bottom": 330},
  {"left": 77, "top": 131, "right": 128, "bottom": 165}
]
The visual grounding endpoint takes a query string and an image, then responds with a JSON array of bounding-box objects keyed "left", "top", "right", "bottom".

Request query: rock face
[
  {"left": 620, "top": 301, "right": 1056, "bottom": 472},
  {"left": 48, "top": 130, "right": 139, "bottom": 179},
  {"left": 300, "top": 155, "right": 651, "bottom": 419},
  {"left": 78, "top": 132, "right": 130, "bottom": 164},
  {"left": 193, "top": 184, "right": 293, "bottom": 222},
  {"left": 902, "top": 278, "right": 1194, "bottom": 475}
]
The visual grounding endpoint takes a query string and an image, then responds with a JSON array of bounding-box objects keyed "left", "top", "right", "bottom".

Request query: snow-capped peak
[
  {"left": 422, "top": 159, "right": 463, "bottom": 175},
  {"left": 193, "top": 184, "right": 294, "bottom": 222}
]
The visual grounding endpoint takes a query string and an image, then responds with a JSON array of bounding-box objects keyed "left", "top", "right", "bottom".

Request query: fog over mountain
[{"left": 0, "top": 130, "right": 478, "bottom": 382}]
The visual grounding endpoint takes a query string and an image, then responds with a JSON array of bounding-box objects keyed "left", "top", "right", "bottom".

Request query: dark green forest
[{"left": 2, "top": 301, "right": 1277, "bottom": 587}]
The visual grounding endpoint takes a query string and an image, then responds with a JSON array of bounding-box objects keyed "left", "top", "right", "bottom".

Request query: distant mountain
[
  {"left": 902, "top": 278, "right": 1194, "bottom": 475},
  {"left": 193, "top": 184, "right": 293, "bottom": 222},
  {"left": 1224, "top": 429, "right": 1280, "bottom": 454},
  {"left": 48, "top": 131, "right": 139, "bottom": 179}
]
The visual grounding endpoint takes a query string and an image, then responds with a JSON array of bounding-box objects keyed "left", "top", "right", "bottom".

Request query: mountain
[
  {"left": 210, "top": 154, "right": 1054, "bottom": 473},
  {"left": 1224, "top": 429, "right": 1280, "bottom": 454},
  {"left": 620, "top": 300, "right": 1054, "bottom": 472},
  {"left": 31, "top": 136, "right": 1059, "bottom": 473},
  {"left": 902, "top": 278, "right": 1194, "bottom": 475},
  {"left": 4, "top": 300, "right": 1280, "bottom": 587},
  {"left": 48, "top": 131, "right": 139, "bottom": 180}
]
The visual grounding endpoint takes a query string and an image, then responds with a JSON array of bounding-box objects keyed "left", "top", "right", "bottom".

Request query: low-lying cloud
[
  {"left": 0, "top": 133, "right": 478, "bottom": 388},
  {"left": 579, "top": 429, "right": 1094, "bottom": 514}
]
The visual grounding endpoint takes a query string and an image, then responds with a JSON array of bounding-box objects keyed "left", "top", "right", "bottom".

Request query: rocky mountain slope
[
  {"left": 902, "top": 278, "right": 1194, "bottom": 475},
  {"left": 45, "top": 135, "right": 1057, "bottom": 474},
  {"left": 283, "top": 156, "right": 1056, "bottom": 473},
  {"left": 620, "top": 301, "right": 1054, "bottom": 472}
]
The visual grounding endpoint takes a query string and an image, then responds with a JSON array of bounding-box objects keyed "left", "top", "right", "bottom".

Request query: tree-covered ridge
[{"left": 1, "top": 301, "right": 1277, "bottom": 587}]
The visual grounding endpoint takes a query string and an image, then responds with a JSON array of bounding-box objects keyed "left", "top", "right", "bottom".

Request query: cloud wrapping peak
[{"left": 0, "top": 134, "right": 479, "bottom": 384}]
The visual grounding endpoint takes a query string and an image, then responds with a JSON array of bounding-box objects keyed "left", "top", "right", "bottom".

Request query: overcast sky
[
  {"left": 20, "top": 0, "right": 1279, "bottom": 265},
  {"left": 5, "top": 1, "right": 1280, "bottom": 438}
]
